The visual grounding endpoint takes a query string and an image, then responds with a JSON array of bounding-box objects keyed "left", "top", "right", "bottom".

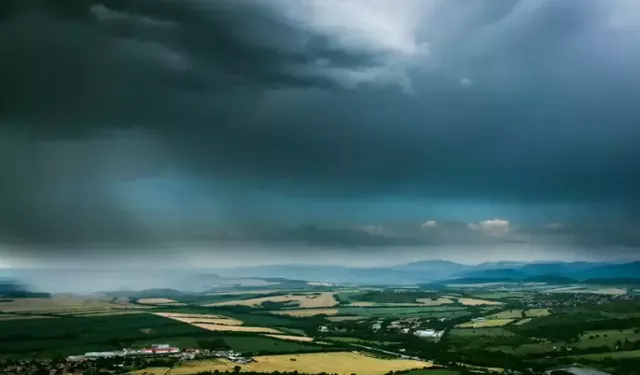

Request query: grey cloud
[{"left": 1, "top": 0, "right": 640, "bottom": 253}]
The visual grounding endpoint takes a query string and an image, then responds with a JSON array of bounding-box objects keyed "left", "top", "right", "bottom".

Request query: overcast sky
[{"left": 2, "top": 0, "right": 640, "bottom": 268}]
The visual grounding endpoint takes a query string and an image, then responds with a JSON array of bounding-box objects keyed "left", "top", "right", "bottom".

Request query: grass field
[
  {"left": 193, "top": 324, "right": 282, "bottom": 334},
  {"left": 154, "top": 312, "right": 284, "bottom": 333},
  {"left": 524, "top": 308, "right": 551, "bottom": 317},
  {"left": 0, "top": 296, "right": 148, "bottom": 316},
  {"left": 513, "top": 318, "right": 532, "bottom": 325},
  {"left": 221, "top": 336, "right": 324, "bottom": 354},
  {"left": 206, "top": 292, "right": 338, "bottom": 309},
  {"left": 0, "top": 314, "right": 58, "bottom": 320},
  {"left": 137, "top": 298, "right": 185, "bottom": 306},
  {"left": 572, "top": 349, "right": 640, "bottom": 360},
  {"left": 326, "top": 316, "right": 365, "bottom": 322},
  {"left": 335, "top": 291, "right": 366, "bottom": 304},
  {"left": 468, "top": 292, "right": 526, "bottom": 300},
  {"left": 575, "top": 328, "right": 640, "bottom": 349},
  {"left": 167, "top": 352, "right": 432, "bottom": 375},
  {"left": 485, "top": 342, "right": 558, "bottom": 355},
  {"left": 449, "top": 328, "right": 514, "bottom": 337},
  {"left": 155, "top": 312, "right": 244, "bottom": 326},
  {"left": 416, "top": 297, "right": 455, "bottom": 306},
  {"left": 337, "top": 306, "right": 469, "bottom": 318},
  {"left": 324, "top": 337, "right": 401, "bottom": 346},
  {"left": 486, "top": 310, "right": 523, "bottom": 319},
  {"left": 0, "top": 313, "right": 214, "bottom": 358},
  {"left": 456, "top": 298, "right": 503, "bottom": 306},
  {"left": 271, "top": 308, "right": 339, "bottom": 317},
  {"left": 456, "top": 319, "right": 516, "bottom": 328}
]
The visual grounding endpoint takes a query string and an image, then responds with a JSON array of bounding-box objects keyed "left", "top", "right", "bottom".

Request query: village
[{"left": 0, "top": 345, "right": 253, "bottom": 375}]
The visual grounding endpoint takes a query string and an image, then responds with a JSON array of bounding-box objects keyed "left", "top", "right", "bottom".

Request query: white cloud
[
  {"left": 421, "top": 220, "right": 437, "bottom": 228},
  {"left": 264, "top": 0, "right": 432, "bottom": 90},
  {"left": 468, "top": 218, "right": 510, "bottom": 235}
]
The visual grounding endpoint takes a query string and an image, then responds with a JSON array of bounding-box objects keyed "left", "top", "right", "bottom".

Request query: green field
[
  {"left": 575, "top": 328, "right": 640, "bottom": 349},
  {"left": 449, "top": 328, "right": 514, "bottom": 337},
  {"left": 0, "top": 313, "right": 214, "bottom": 358},
  {"left": 470, "top": 292, "right": 526, "bottom": 300},
  {"left": 573, "top": 349, "right": 640, "bottom": 360},
  {"left": 487, "top": 310, "right": 524, "bottom": 319},
  {"left": 338, "top": 306, "right": 469, "bottom": 318},
  {"left": 348, "top": 290, "right": 440, "bottom": 304},
  {"left": 335, "top": 291, "right": 365, "bottom": 304},
  {"left": 485, "top": 342, "right": 558, "bottom": 355},
  {"left": 324, "top": 336, "right": 401, "bottom": 346},
  {"left": 221, "top": 336, "right": 326, "bottom": 354}
]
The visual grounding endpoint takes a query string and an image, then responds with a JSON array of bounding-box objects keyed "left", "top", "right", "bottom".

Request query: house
[{"left": 414, "top": 329, "right": 436, "bottom": 337}]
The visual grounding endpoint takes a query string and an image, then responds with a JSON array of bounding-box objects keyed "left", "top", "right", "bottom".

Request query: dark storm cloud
[{"left": 1, "top": 0, "right": 640, "bottom": 254}]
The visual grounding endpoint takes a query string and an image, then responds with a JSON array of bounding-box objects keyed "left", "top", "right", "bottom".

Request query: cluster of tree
[
  {"left": 197, "top": 338, "right": 232, "bottom": 351},
  {"left": 513, "top": 314, "right": 640, "bottom": 342}
]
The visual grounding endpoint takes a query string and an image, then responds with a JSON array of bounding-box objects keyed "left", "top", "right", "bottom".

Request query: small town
[{"left": 0, "top": 345, "right": 252, "bottom": 375}]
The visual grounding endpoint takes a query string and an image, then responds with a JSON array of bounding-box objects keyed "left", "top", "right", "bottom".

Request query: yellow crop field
[
  {"left": 513, "top": 318, "right": 532, "bottom": 325},
  {"left": 271, "top": 308, "right": 339, "bottom": 317},
  {"left": 154, "top": 312, "right": 243, "bottom": 325},
  {"left": 524, "top": 308, "right": 551, "bottom": 317},
  {"left": 192, "top": 323, "right": 282, "bottom": 334},
  {"left": 486, "top": 310, "right": 523, "bottom": 319},
  {"left": 206, "top": 292, "right": 338, "bottom": 308},
  {"left": 155, "top": 312, "right": 277, "bottom": 333},
  {"left": 0, "top": 297, "right": 148, "bottom": 315},
  {"left": 168, "top": 352, "right": 432, "bottom": 375},
  {"left": 457, "top": 319, "right": 516, "bottom": 328},
  {"left": 131, "top": 367, "right": 171, "bottom": 375},
  {"left": 264, "top": 334, "right": 315, "bottom": 342},
  {"left": 457, "top": 298, "right": 503, "bottom": 306}
]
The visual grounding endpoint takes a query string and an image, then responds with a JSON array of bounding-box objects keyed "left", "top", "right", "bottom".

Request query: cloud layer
[{"left": 1, "top": 0, "right": 640, "bottom": 264}]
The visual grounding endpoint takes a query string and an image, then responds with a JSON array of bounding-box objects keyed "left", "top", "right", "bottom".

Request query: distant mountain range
[
  {"left": 212, "top": 260, "right": 640, "bottom": 285},
  {"left": 3, "top": 260, "right": 640, "bottom": 293}
]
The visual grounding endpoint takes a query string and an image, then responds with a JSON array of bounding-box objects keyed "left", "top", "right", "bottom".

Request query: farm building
[{"left": 413, "top": 329, "right": 443, "bottom": 338}]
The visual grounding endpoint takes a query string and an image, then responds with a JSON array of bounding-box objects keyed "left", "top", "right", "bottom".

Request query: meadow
[
  {"left": 336, "top": 306, "right": 470, "bottom": 318},
  {"left": 456, "top": 319, "right": 516, "bottom": 328}
]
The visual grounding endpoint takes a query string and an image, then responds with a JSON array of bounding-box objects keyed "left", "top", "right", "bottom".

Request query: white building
[{"left": 414, "top": 329, "right": 443, "bottom": 338}]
